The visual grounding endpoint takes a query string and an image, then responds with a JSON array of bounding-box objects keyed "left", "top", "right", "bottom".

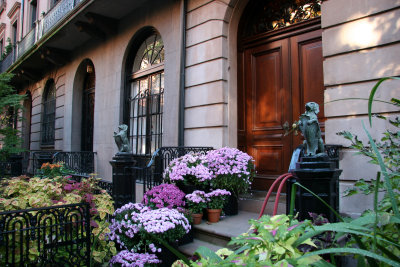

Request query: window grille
[
  {"left": 41, "top": 81, "right": 56, "bottom": 146},
  {"left": 127, "top": 32, "right": 164, "bottom": 156}
]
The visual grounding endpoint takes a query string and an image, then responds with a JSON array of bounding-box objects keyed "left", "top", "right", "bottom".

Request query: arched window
[
  {"left": 127, "top": 32, "right": 164, "bottom": 155},
  {"left": 41, "top": 80, "right": 56, "bottom": 146}
]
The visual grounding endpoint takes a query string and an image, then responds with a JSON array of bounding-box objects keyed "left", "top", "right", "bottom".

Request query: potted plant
[
  {"left": 108, "top": 203, "right": 191, "bottom": 266},
  {"left": 163, "top": 153, "right": 213, "bottom": 193},
  {"left": 205, "top": 189, "right": 231, "bottom": 223},
  {"left": 206, "top": 147, "right": 255, "bottom": 215},
  {"left": 142, "top": 183, "right": 186, "bottom": 210},
  {"left": 185, "top": 190, "right": 208, "bottom": 224}
]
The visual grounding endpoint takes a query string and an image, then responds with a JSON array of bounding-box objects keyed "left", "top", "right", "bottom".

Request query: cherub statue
[
  {"left": 295, "top": 102, "right": 324, "bottom": 156},
  {"left": 113, "top": 124, "right": 131, "bottom": 153}
]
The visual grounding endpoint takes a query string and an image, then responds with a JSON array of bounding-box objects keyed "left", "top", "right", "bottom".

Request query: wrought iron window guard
[{"left": 0, "top": 202, "right": 91, "bottom": 266}]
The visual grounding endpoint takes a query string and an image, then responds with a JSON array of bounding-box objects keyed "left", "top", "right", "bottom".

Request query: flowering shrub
[
  {"left": 0, "top": 175, "right": 116, "bottom": 264},
  {"left": 142, "top": 183, "right": 185, "bottom": 210},
  {"left": 108, "top": 202, "right": 191, "bottom": 265},
  {"left": 163, "top": 153, "right": 213, "bottom": 186},
  {"left": 185, "top": 190, "right": 208, "bottom": 214},
  {"left": 205, "top": 189, "right": 231, "bottom": 209},
  {"left": 110, "top": 250, "right": 160, "bottom": 267},
  {"left": 207, "top": 147, "right": 255, "bottom": 196},
  {"left": 40, "top": 162, "right": 73, "bottom": 178}
]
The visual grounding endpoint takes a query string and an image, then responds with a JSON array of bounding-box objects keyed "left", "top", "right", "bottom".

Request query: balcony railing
[
  {"left": 0, "top": 0, "right": 86, "bottom": 73},
  {"left": 17, "top": 27, "right": 36, "bottom": 58},
  {"left": 43, "top": 0, "right": 81, "bottom": 34},
  {"left": 0, "top": 47, "right": 15, "bottom": 73}
]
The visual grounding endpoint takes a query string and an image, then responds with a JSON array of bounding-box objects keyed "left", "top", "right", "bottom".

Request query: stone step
[
  {"left": 179, "top": 211, "right": 258, "bottom": 257},
  {"left": 239, "top": 191, "right": 287, "bottom": 215}
]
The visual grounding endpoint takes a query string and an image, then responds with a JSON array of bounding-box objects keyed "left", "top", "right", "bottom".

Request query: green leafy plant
[
  {"left": 1, "top": 38, "right": 13, "bottom": 60},
  {"left": 0, "top": 72, "right": 25, "bottom": 161},
  {"left": 295, "top": 77, "right": 400, "bottom": 266},
  {"left": 185, "top": 214, "right": 323, "bottom": 267}
]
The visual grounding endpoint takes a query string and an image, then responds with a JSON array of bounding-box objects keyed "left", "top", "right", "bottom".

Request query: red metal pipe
[
  {"left": 257, "top": 173, "right": 291, "bottom": 220},
  {"left": 273, "top": 174, "right": 293, "bottom": 216}
]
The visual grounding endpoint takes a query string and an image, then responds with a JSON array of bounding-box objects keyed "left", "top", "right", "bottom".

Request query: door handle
[{"left": 283, "top": 121, "right": 290, "bottom": 131}]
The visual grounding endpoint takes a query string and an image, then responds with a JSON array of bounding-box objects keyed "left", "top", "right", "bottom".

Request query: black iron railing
[
  {"left": 53, "top": 151, "right": 95, "bottom": 174},
  {"left": 32, "top": 151, "right": 96, "bottom": 175},
  {"left": 129, "top": 146, "right": 213, "bottom": 193},
  {"left": 0, "top": 203, "right": 91, "bottom": 266},
  {"left": 0, "top": 155, "right": 23, "bottom": 177}
]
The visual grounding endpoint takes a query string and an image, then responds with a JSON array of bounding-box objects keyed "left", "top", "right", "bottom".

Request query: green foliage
[
  {"left": 179, "top": 214, "right": 323, "bottom": 267},
  {"left": 1, "top": 38, "right": 13, "bottom": 60},
  {"left": 0, "top": 175, "right": 116, "bottom": 264},
  {"left": 0, "top": 72, "right": 25, "bottom": 160},
  {"left": 317, "top": 77, "right": 400, "bottom": 266},
  {"left": 227, "top": 214, "right": 321, "bottom": 266}
]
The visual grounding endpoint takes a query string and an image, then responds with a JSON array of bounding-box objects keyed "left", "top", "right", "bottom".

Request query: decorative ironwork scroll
[
  {"left": 241, "top": 0, "right": 322, "bottom": 37},
  {"left": 0, "top": 203, "right": 91, "bottom": 266}
]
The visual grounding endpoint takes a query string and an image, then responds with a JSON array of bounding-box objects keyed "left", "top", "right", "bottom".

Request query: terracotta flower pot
[
  {"left": 207, "top": 208, "right": 222, "bottom": 223},
  {"left": 192, "top": 213, "right": 203, "bottom": 225}
]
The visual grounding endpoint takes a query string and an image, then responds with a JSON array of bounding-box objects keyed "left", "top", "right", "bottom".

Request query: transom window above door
[{"left": 241, "top": 0, "right": 322, "bottom": 37}]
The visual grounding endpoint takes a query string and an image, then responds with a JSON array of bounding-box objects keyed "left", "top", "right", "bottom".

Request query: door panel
[
  {"left": 244, "top": 39, "right": 291, "bottom": 189},
  {"left": 291, "top": 29, "right": 325, "bottom": 148},
  {"left": 240, "top": 27, "right": 325, "bottom": 190}
]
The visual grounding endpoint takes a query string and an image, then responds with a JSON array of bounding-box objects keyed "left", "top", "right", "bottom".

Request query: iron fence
[
  {"left": 32, "top": 151, "right": 96, "bottom": 176},
  {"left": 53, "top": 151, "right": 95, "bottom": 174},
  {"left": 0, "top": 203, "right": 91, "bottom": 266},
  {"left": 0, "top": 155, "right": 23, "bottom": 177}
]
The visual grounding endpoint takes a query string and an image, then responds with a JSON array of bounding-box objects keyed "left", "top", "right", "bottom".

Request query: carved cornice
[{"left": 7, "top": 2, "right": 21, "bottom": 19}]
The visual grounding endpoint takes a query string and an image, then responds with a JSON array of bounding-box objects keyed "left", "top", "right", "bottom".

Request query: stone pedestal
[
  {"left": 287, "top": 155, "right": 342, "bottom": 222},
  {"left": 110, "top": 153, "right": 136, "bottom": 208}
]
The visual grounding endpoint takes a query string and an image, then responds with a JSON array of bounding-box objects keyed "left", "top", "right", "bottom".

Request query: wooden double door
[{"left": 238, "top": 23, "right": 325, "bottom": 190}]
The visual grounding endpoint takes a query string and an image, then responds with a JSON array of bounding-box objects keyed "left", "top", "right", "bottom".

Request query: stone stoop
[
  {"left": 178, "top": 191, "right": 288, "bottom": 258},
  {"left": 178, "top": 211, "right": 258, "bottom": 257}
]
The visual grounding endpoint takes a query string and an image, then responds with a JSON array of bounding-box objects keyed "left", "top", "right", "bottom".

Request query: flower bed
[{"left": 0, "top": 175, "right": 116, "bottom": 264}]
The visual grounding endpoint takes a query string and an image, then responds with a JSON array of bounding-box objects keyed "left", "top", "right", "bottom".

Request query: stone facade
[{"left": 1, "top": 0, "right": 399, "bottom": 216}]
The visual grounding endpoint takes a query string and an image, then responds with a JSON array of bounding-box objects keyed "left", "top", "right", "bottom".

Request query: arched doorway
[
  {"left": 238, "top": 0, "right": 325, "bottom": 190},
  {"left": 81, "top": 62, "right": 95, "bottom": 151},
  {"left": 72, "top": 59, "right": 96, "bottom": 152}
]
